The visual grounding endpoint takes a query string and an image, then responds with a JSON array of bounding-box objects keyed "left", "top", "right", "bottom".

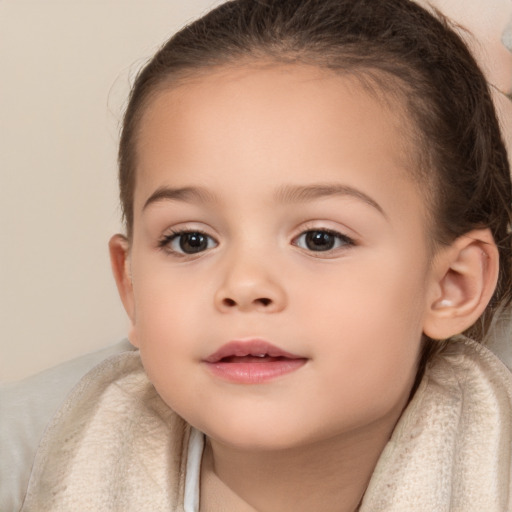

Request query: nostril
[{"left": 219, "top": 296, "right": 274, "bottom": 309}]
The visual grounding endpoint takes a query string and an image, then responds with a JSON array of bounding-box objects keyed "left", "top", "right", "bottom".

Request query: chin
[
  {"left": 191, "top": 414, "right": 316, "bottom": 452},
  {"left": 207, "top": 430, "right": 307, "bottom": 453}
]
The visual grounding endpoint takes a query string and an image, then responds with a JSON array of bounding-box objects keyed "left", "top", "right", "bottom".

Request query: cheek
[
  {"left": 299, "top": 249, "right": 428, "bottom": 337},
  {"left": 297, "top": 251, "right": 427, "bottom": 392},
  {"left": 129, "top": 261, "right": 208, "bottom": 385},
  {"left": 133, "top": 252, "right": 210, "bottom": 326}
]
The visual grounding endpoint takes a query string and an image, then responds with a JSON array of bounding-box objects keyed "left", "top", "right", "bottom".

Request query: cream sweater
[{"left": 21, "top": 338, "right": 512, "bottom": 511}]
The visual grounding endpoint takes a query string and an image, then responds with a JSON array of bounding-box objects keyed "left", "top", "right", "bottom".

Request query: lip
[
  {"left": 203, "top": 339, "right": 307, "bottom": 384},
  {"left": 205, "top": 339, "right": 302, "bottom": 363}
]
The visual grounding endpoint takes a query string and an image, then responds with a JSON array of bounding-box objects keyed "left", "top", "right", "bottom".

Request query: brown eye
[
  {"left": 178, "top": 232, "right": 209, "bottom": 253},
  {"left": 294, "top": 230, "right": 354, "bottom": 252},
  {"left": 160, "top": 231, "right": 217, "bottom": 255}
]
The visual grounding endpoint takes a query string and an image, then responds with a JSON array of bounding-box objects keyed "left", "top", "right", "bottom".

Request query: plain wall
[{"left": 0, "top": 0, "right": 219, "bottom": 382}]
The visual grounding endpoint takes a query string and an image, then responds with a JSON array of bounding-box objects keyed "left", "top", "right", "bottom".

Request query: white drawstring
[{"left": 184, "top": 428, "right": 205, "bottom": 512}]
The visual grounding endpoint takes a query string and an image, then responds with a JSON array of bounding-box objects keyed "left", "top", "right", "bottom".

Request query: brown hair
[{"left": 118, "top": 0, "right": 512, "bottom": 341}]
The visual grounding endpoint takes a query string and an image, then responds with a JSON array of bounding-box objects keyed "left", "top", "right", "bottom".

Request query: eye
[
  {"left": 159, "top": 230, "right": 217, "bottom": 255},
  {"left": 293, "top": 229, "right": 354, "bottom": 252}
]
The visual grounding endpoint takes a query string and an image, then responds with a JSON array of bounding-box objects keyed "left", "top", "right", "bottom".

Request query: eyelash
[
  {"left": 292, "top": 228, "right": 355, "bottom": 254},
  {"left": 157, "top": 227, "right": 356, "bottom": 257},
  {"left": 158, "top": 229, "right": 218, "bottom": 256}
]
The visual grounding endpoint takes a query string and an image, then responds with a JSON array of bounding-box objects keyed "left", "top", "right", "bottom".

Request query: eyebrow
[
  {"left": 143, "top": 182, "right": 386, "bottom": 217},
  {"left": 274, "top": 183, "right": 386, "bottom": 217},
  {"left": 143, "top": 186, "right": 217, "bottom": 211}
]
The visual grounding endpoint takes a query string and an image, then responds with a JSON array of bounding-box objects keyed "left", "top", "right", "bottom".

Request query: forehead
[
  {"left": 137, "top": 64, "right": 418, "bottom": 169},
  {"left": 133, "top": 64, "right": 427, "bottom": 221}
]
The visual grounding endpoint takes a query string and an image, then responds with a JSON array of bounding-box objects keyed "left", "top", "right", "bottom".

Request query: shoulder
[
  {"left": 361, "top": 338, "right": 512, "bottom": 512},
  {"left": 426, "top": 337, "right": 512, "bottom": 411},
  {"left": 0, "top": 340, "right": 134, "bottom": 511},
  {"left": 21, "top": 350, "right": 190, "bottom": 511}
]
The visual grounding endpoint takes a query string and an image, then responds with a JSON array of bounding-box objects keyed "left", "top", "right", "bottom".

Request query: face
[{"left": 120, "top": 65, "right": 437, "bottom": 451}]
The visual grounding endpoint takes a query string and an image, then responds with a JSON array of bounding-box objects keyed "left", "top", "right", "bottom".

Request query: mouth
[
  {"left": 204, "top": 339, "right": 307, "bottom": 384},
  {"left": 205, "top": 339, "right": 303, "bottom": 363}
]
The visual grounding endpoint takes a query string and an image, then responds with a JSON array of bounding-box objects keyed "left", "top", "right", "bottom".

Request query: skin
[{"left": 110, "top": 64, "right": 498, "bottom": 512}]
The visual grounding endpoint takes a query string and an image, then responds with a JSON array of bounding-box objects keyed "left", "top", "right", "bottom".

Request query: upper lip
[{"left": 204, "top": 339, "right": 303, "bottom": 363}]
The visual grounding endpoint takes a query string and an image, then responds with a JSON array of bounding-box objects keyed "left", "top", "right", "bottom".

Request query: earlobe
[
  {"left": 109, "top": 234, "right": 139, "bottom": 347},
  {"left": 423, "top": 229, "right": 499, "bottom": 340}
]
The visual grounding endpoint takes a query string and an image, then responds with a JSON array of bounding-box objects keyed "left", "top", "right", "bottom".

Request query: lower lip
[{"left": 204, "top": 358, "right": 307, "bottom": 384}]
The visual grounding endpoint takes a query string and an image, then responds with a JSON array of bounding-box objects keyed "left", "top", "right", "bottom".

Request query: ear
[
  {"left": 109, "top": 234, "right": 139, "bottom": 347},
  {"left": 423, "top": 229, "right": 499, "bottom": 340}
]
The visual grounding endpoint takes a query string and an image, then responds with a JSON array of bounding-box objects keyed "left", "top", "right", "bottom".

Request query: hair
[{"left": 118, "top": 0, "right": 512, "bottom": 343}]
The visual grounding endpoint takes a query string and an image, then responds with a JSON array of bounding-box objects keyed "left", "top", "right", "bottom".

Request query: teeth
[{"left": 254, "top": 353, "right": 266, "bottom": 358}]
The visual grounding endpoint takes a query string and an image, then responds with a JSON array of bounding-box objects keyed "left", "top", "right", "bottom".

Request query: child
[{"left": 21, "top": 0, "right": 512, "bottom": 510}]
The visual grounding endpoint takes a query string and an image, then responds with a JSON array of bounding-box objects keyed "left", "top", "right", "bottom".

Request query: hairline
[{"left": 124, "top": 57, "right": 440, "bottom": 251}]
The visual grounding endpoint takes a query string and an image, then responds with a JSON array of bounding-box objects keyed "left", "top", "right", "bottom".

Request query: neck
[{"left": 206, "top": 418, "right": 397, "bottom": 512}]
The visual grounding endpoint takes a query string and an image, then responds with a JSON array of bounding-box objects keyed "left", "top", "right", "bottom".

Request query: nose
[{"left": 214, "top": 254, "right": 287, "bottom": 313}]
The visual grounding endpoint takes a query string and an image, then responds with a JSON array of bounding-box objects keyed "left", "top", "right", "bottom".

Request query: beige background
[{"left": 0, "top": 0, "right": 219, "bottom": 382}]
